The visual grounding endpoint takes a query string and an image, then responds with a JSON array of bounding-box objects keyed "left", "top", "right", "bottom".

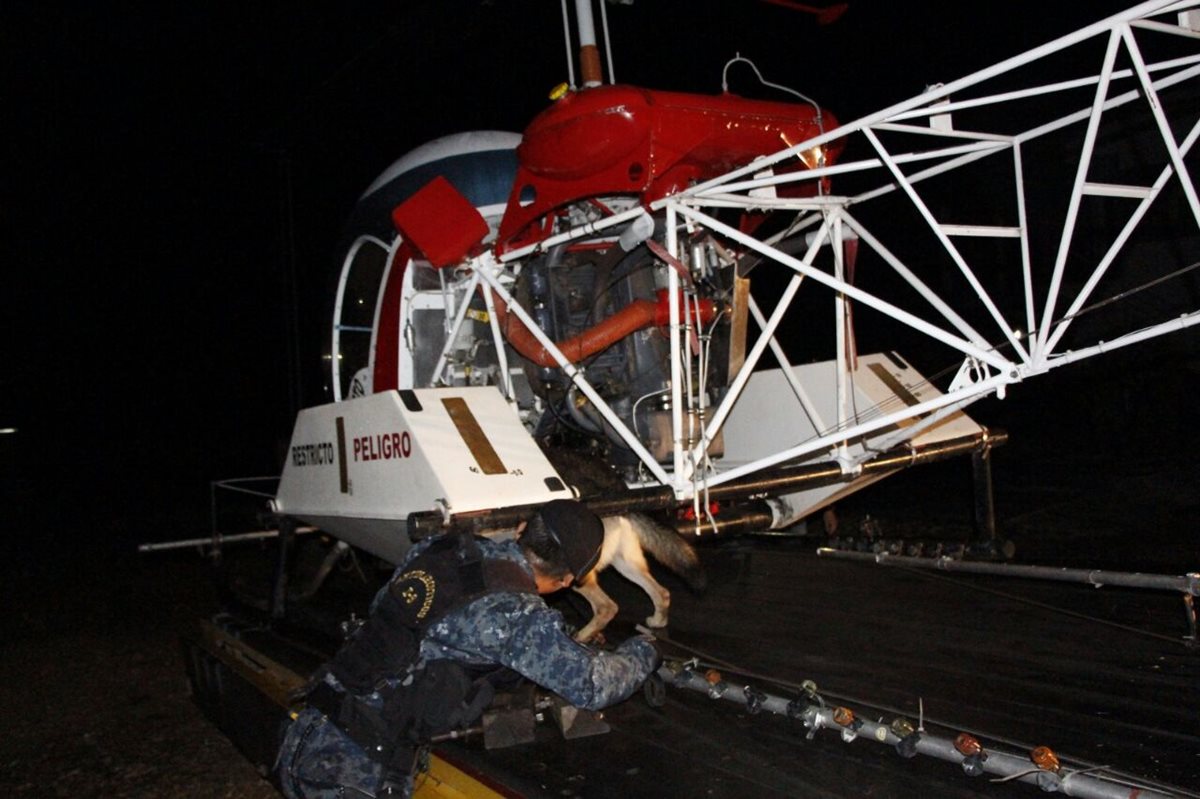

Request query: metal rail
[
  {"left": 406, "top": 429, "right": 1004, "bottom": 538},
  {"left": 817, "top": 548, "right": 1200, "bottom": 596},
  {"left": 137, "top": 526, "right": 318, "bottom": 553},
  {"left": 660, "top": 661, "right": 1179, "bottom": 799},
  {"left": 818, "top": 548, "right": 1199, "bottom": 644},
  {"left": 139, "top": 474, "right": 305, "bottom": 554}
]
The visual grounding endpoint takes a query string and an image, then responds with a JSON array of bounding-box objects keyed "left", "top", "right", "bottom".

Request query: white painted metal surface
[
  {"left": 274, "top": 388, "right": 571, "bottom": 561},
  {"left": 721, "top": 353, "right": 984, "bottom": 526},
  {"left": 361, "top": 131, "right": 521, "bottom": 198},
  {"left": 721, "top": 353, "right": 983, "bottom": 469}
]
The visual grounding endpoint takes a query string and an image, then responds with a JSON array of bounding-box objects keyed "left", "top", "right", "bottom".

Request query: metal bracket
[
  {"left": 1183, "top": 592, "right": 1197, "bottom": 647},
  {"left": 482, "top": 684, "right": 538, "bottom": 749},
  {"left": 548, "top": 697, "right": 611, "bottom": 739}
]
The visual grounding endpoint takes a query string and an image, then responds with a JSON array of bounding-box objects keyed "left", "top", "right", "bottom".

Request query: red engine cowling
[{"left": 496, "top": 84, "right": 840, "bottom": 251}]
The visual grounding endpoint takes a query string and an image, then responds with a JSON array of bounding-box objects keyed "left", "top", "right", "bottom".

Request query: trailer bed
[
  {"left": 434, "top": 536, "right": 1199, "bottom": 798},
  {"left": 190, "top": 524, "right": 1198, "bottom": 798}
]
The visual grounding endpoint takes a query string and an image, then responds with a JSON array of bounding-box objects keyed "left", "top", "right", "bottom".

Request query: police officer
[{"left": 276, "top": 499, "right": 660, "bottom": 798}]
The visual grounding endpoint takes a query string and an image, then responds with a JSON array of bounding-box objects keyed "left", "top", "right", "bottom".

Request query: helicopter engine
[
  {"left": 327, "top": 85, "right": 837, "bottom": 487},
  {"left": 507, "top": 219, "right": 727, "bottom": 473}
]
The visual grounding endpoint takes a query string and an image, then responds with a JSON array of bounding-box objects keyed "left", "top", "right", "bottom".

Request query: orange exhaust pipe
[{"left": 491, "top": 289, "right": 717, "bottom": 368}]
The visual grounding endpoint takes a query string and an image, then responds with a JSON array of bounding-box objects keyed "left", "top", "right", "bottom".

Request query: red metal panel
[
  {"left": 391, "top": 176, "right": 490, "bottom": 268},
  {"left": 497, "top": 85, "right": 841, "bottom": 251}
]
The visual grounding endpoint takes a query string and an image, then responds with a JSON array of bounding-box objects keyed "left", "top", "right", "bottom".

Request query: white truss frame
[{"left": 458, "top": 0, "right": 1200, "bottom": 501}]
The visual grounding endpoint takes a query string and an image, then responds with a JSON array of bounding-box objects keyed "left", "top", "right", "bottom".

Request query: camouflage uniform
[
  {"left": 278, "top": 705, "right": 388, "bottom": 798},
  {"left": 277, "top": 537, "right": 659, "bottom": 799}
]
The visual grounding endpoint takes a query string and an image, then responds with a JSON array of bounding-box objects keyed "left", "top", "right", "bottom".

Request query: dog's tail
[{"left": 628, "top": 513, "right": 707, "bottom": 592}]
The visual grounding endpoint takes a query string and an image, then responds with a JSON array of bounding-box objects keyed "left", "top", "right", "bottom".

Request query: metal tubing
[
  {"left": 498, "top": 203, "right": 645, "bottom": 262},
  {"left": 666, "top": 205, "right": 685, "bottom": 484},
  {"left": 708, "top": 429, "right": 1007, "bottom": 500},
  {"left": 574, "top": 0, "right": 602, "bottom": 87},
  {"left": 431, "top": 271, "right": 480, "bottom": 387},
  {"left": 1034, "top": 29, "right": 1123, "bottom": 365},
  {"left": 838, "top": 211, "right": 989, "bottom": 350},
  {"left": 862, "top": 127, "right": 1030, "bottom": 364},
  {"left": 270, "top": 517, "right": 296, "bottom": 620},
  {"left": 1042, "top": 310, "right": 1200, "bottom": 370},
  {"left": 854, "top": 395, "right": 978, "bottom": 465},
  {"left": 1123, "top": 23, "right": 1200, "bottom": 245},
  {"left": 661, "top": 664, "right": 1177, "bottom": 799},
  {"left": 694, "top": 139, "right": 1006, "bottom": 201},
  {"left": 559, "top": 0, "right": 575, "bottom": 90},
  {"left": 685, "top": 217, "right": 831, "bottom": 459},
  {"left": 746, "top": 294, "right": 825, "bottom": 432},
  {"left": 407, "top": 490, "right": 675, "bottom": 539},
  {"left": 702, "top": 374, "right": 1012, "bottom": 491},
  {"left": 680, "top": 1, "right": 1183, "bottom": 198},
  {"left": 972, "top": 447, "right": 997, "bottom": 545},
  {"left": 1013, "top": 142, "right": 1037, "bottom": 341},
  {"left": 1042, "top": 101, "right": 1200, "bottom": 357},
  {"left": 833, "top": 213, "right": 850, "bottom": 466},
  {"left": 631, "top": 4, "right": 1200, "bottom": 399},
  {"left": 1184, "top": 594, "right": 1197, "bottom": 643},
  {"left": 816, "top": 549, "right": 1200, "bottom": 596},
  {"left": 406, "top": 430, "right": 1004, "bottom": 538},
  {"left": 888, "top": 55, "right": 1200, "bottom": 126},
  {"left": 137, "top": 526, "right": 317, "bottom": 553},
  {"left": 672, "top": 503, "right": 776, "bottom": 537},
  {"left": 671, "top": 203, "right": 1015, "bottom": 373},
  {"left": 471, "top": 254, "right": 672, "bottom": 486},
  {"left": 597, "top": 0, "right": 614, "bottom": 83},
  {"left": 480, "top": 283, "right": 514, "bottom": 399}
]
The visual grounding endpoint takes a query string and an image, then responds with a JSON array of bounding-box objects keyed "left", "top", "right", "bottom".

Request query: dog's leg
[
  {"left": 572, "top": 571, "right": 619, "bottom": 643},
  {"left": 611, "top": 552, "right": 671, "bottom": 629}
]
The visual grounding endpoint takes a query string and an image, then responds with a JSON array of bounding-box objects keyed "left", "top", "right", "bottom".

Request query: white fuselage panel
[{"left": 275, "top": 387, "right": 570, "bottom": 561}]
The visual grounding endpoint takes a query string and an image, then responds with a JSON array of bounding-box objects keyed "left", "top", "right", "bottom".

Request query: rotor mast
[{"left": 566, "top": 0, "right": 614, "bottom": 88}]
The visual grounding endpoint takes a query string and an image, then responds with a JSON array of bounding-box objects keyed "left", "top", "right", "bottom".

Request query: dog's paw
[{"left": 574, "top": 631, "right": 608, "bottom": 647}]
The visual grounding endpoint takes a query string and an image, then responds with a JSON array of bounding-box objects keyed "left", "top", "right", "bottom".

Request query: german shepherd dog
[{"left": 572, "top": 514, "right": 707, "bottom": 643}]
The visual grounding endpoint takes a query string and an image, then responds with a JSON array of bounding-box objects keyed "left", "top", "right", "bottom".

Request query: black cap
[{"left": 540, "top": 499, "right": 604, "bottom": 581}]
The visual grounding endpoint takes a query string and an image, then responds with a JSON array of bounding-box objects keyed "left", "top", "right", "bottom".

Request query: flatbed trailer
[{"left": 183, "top": 532, "right": 1199, "bottom": 798}]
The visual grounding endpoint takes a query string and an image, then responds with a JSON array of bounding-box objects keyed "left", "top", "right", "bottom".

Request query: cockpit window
[{"left": 331, "top": 236, "right": 388, "bottom": 401}]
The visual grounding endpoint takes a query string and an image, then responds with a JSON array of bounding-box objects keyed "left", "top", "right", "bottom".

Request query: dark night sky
[{"left": 3, "top": 1, "right": 1159, "bottom": 552}]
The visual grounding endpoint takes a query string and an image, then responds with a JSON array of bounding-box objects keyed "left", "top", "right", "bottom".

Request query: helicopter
[{"left": 269, "top": 0, "right": 1200, "bottom": 568}]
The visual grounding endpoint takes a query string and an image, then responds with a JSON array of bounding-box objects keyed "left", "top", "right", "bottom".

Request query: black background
[
  {"left": 4, "top": 6, "right": 1199, "bottom": 797},
  {"left": 4, "top": 0, "right": 1180, "bottom": 557}
]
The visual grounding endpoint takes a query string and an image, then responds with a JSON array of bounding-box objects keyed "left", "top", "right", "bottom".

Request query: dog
[{"left": 571, "top": 513, "right": 706, "bottom": 643}]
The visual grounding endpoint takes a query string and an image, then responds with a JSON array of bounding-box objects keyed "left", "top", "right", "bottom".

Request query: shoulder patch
[{"left": 391, "top": 569, "right": 437, "bottom": 620}]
